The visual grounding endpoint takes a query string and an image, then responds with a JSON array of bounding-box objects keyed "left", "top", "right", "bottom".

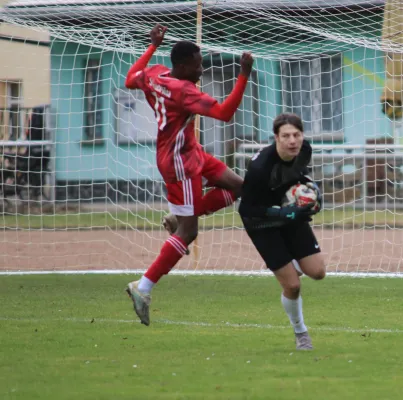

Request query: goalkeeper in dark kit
[{"left": 239, "top": 113, "right": 325, "bottom": 350}]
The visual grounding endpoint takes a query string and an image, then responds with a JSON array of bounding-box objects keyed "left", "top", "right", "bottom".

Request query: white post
[{"left": 392, "top": 119, "right": 403, "bottom": 145}]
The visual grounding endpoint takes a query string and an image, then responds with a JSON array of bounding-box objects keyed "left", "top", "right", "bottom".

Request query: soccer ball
[{"left": 282, "top": 183, "right": 317, "bottom": 208}]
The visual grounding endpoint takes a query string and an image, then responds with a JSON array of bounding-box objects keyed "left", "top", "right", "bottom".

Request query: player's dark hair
[
  {"left": 171, "top": 41, "right": 200, "bottom": 67},
  {"left": 273, "top": 113, "right": 304, "bottom": 135}
]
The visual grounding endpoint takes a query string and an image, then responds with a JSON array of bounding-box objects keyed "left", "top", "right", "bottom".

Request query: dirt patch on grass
[{"left": 1, "top": 227, "right": 402, "bottom": 274}]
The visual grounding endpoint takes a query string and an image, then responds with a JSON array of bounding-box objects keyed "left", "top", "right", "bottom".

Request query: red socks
[
  {"left": 144, "top": 189, "right": 236, "bottom": 283},
  {"left": 144, "top": 235, "right": 188, "bottom": 283}
]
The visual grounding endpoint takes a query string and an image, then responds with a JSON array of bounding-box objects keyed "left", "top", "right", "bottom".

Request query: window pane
[
  {"left": 4, "top": 82, "right": 23, "bottom": 140},
  {"left": 8, "top": 105, "right": 20, "bottom": 140},
  {"left": 84, "top": 59, "right": 102, "bottom": 140},
  {"left": 281, "top": 54, "right": 343, "bottom": 137},
  {"left": 115, "top": 88, "right": 158, "bottom": 144},
  {"left": 200, "top": 60, "right": 258, "bottom": 164},
  {"left": 321, "top": 55, "right": 343, "bottom": 132},
  {"left": 281, "top": 59, "right": 314, "bottom": 133},
  {"left": 10, "top": 82, "right": 20, "bottom": 101}
]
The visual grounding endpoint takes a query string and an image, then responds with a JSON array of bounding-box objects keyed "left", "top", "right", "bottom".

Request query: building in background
[
  {"left": 1, "top": 0, "right": 391, "bottom": 205},
  {"left": 0, "top": 0, "right": 50, "bottom": 140}
]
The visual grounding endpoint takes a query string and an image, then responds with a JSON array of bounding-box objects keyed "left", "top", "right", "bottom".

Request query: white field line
[
  {"left": 0, "top": 316, "right": 402, "bottom": 334},
  {"left": 1, "top": 270, "right": 403, "bottom": 278}
]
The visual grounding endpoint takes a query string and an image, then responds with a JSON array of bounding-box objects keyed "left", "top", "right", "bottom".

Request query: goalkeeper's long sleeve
[
  {"left": 239, "top": 203, "right": 287, "bottom": 222},
  {"left": 239, "top": 204, "right": 288, "bottom": 230},
  {"left": 125, "top": 44, "right": 157, "bottom": 89},
  {"left": 238, "top": 202, "right": 269, "bottom": 218}
]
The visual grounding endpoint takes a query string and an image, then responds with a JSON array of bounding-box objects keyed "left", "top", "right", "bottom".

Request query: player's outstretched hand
[
  {"left": 150, "top": 24, "right": 167, "bottom": 47},
  {"left": 240, "top": 52, "right": 254, "bottom": 77}
]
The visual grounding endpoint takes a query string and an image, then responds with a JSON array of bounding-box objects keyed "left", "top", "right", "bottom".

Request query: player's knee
[
  {"left": 284, "top": 282, "right": 301, "bottom": 297},
  {"left": 311, "top": 268, "right": 326, "bottom": 281},
  {"left": 221, "top": 170, "right": 243, "bottom": 199},
  {"left": 187, "top": 229, "right": 198, "bottom": 244},
  {"left": 301, "top": 255, "right": 326, "bottom": 280},
  {"left": 309, "top": 262, "right": 326, "bottom": 280},
  {"left": 233, "top": 178, "right": 244, "bottom": 198},
  {"left": 315, "top": 257, "right": 326, "bottom": 280},
  {"left": 176, "top": 216, "right": 198, "bottom": 245},
  {"left": 179, "top": 227, "right": 198, "bottom": 245},
  {"left": 232, "top": 184, "right": 243, "bottom": 199}
]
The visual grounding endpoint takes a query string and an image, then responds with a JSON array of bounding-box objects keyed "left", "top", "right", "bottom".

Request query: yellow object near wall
[{"left": 381, "top": 0, "right": 403, "bottom": 121}]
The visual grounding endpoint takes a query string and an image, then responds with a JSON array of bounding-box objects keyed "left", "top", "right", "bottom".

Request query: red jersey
[{"left": 129, "top": 64, "right": 217, "bottom": 183}]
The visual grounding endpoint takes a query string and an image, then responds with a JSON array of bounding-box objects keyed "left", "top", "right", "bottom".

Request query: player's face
[
  {"left": 183, "top": 52, "right": 203, "bottom": 83},
  {"left": 275, "top": 123, "right": 304, "bottom": 160}
]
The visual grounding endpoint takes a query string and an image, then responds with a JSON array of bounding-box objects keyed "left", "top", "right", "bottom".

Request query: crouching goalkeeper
[{"left": 238, "top": 113, "right": 325, "bottom": 350}]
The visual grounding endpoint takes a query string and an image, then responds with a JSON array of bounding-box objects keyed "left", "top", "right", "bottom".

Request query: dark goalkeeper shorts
[{"left": 245, "top": 221, "right": 321, "bottom": 272}]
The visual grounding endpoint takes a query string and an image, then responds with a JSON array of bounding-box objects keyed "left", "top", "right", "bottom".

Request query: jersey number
[{"left": 152, "top": 93, "right": 167, "bottom": 131}]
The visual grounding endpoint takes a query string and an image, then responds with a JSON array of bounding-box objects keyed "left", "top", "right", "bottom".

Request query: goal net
[{"left": 1, "top": 0, "right": 403, "bottom": 275}]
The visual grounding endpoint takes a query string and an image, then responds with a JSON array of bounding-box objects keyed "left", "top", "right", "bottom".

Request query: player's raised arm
[
  {"left": 182, "top": 52, "right": 254, "bottom": 122},
  {"left": 125, "top": 24, "right": 167, "bottom": 89}
]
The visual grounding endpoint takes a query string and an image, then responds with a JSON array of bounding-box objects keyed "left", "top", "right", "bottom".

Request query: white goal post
[{"left": 1, "top": 0, "right": 403, "bottom": 276}]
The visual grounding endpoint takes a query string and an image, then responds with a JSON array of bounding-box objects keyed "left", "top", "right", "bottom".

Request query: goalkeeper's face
[{"left": 275, "top": 123, "right": 304, "bottom": 161}]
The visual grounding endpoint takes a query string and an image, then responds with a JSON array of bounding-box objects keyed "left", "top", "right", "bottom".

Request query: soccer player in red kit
[{"left": 125, "top": 24, "right": 254, "bottom": 325}]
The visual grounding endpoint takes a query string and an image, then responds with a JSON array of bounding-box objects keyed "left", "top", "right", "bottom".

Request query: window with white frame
[
  {"left": 6, "top": 81, "right": 23, "bottom": 140},
  {"left": 281, "top": 54, "right": 343, "bottom": 141},
  {"left": 114, "top": 88, "right": 158, "bottom": 144},
  {"left": 84, "top": 59, "right": 103, "bottom": 141},
  {"left": 201, "top": 63, "right": 258, "bottom": 161}
]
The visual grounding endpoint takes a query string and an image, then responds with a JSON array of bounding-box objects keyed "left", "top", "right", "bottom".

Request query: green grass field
[
  {"left": 1, "top": 208, "right": 403, "bottom": 229},
  {"left": 1, "top": 274, "right": 403, "bottom": 400}
]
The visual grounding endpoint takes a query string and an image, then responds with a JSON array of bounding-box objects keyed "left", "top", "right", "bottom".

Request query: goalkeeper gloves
[
  {"left": 304, "top": 175, "right": 322, "bottom": 213},
  {"left": 265, "top": 204, "right": 316, "bottom": 223},
  {"left": 240, "top": 203, "right": 316, "bottom": 230}
]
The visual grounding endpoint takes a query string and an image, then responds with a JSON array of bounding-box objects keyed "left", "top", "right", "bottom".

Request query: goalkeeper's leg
[
  {"left": 278, "top": 223, "right": 325, "bottom": 348},
  {"left": 274, "top": 263, "right": 312, "bottom": 350},
  {"left": 244, "top": 224, "right": 322, "bottom": 350},
  {"left": 284, "top": 222, "right": 326, "bottom": 281}
]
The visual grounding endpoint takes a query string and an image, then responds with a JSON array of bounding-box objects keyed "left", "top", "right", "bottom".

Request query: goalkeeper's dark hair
[
  {"left": 273, "top": 113, "right": 304, "bottom": 135},
  {"left": 171, "top": 41, "right": 200, "bottom": 66}
]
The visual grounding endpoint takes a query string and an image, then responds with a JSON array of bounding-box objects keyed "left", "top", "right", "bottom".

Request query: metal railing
[
  {"left": 235, "top": 144, "right": 403, "bottom": 209},
  {"left": 0, "top": 140, "right": 55, "bottom": 202}
]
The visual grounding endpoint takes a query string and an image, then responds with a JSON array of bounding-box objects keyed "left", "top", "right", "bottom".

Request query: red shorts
[{"left": 165, "top": 152, "right": 228, "bottom": 216}]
